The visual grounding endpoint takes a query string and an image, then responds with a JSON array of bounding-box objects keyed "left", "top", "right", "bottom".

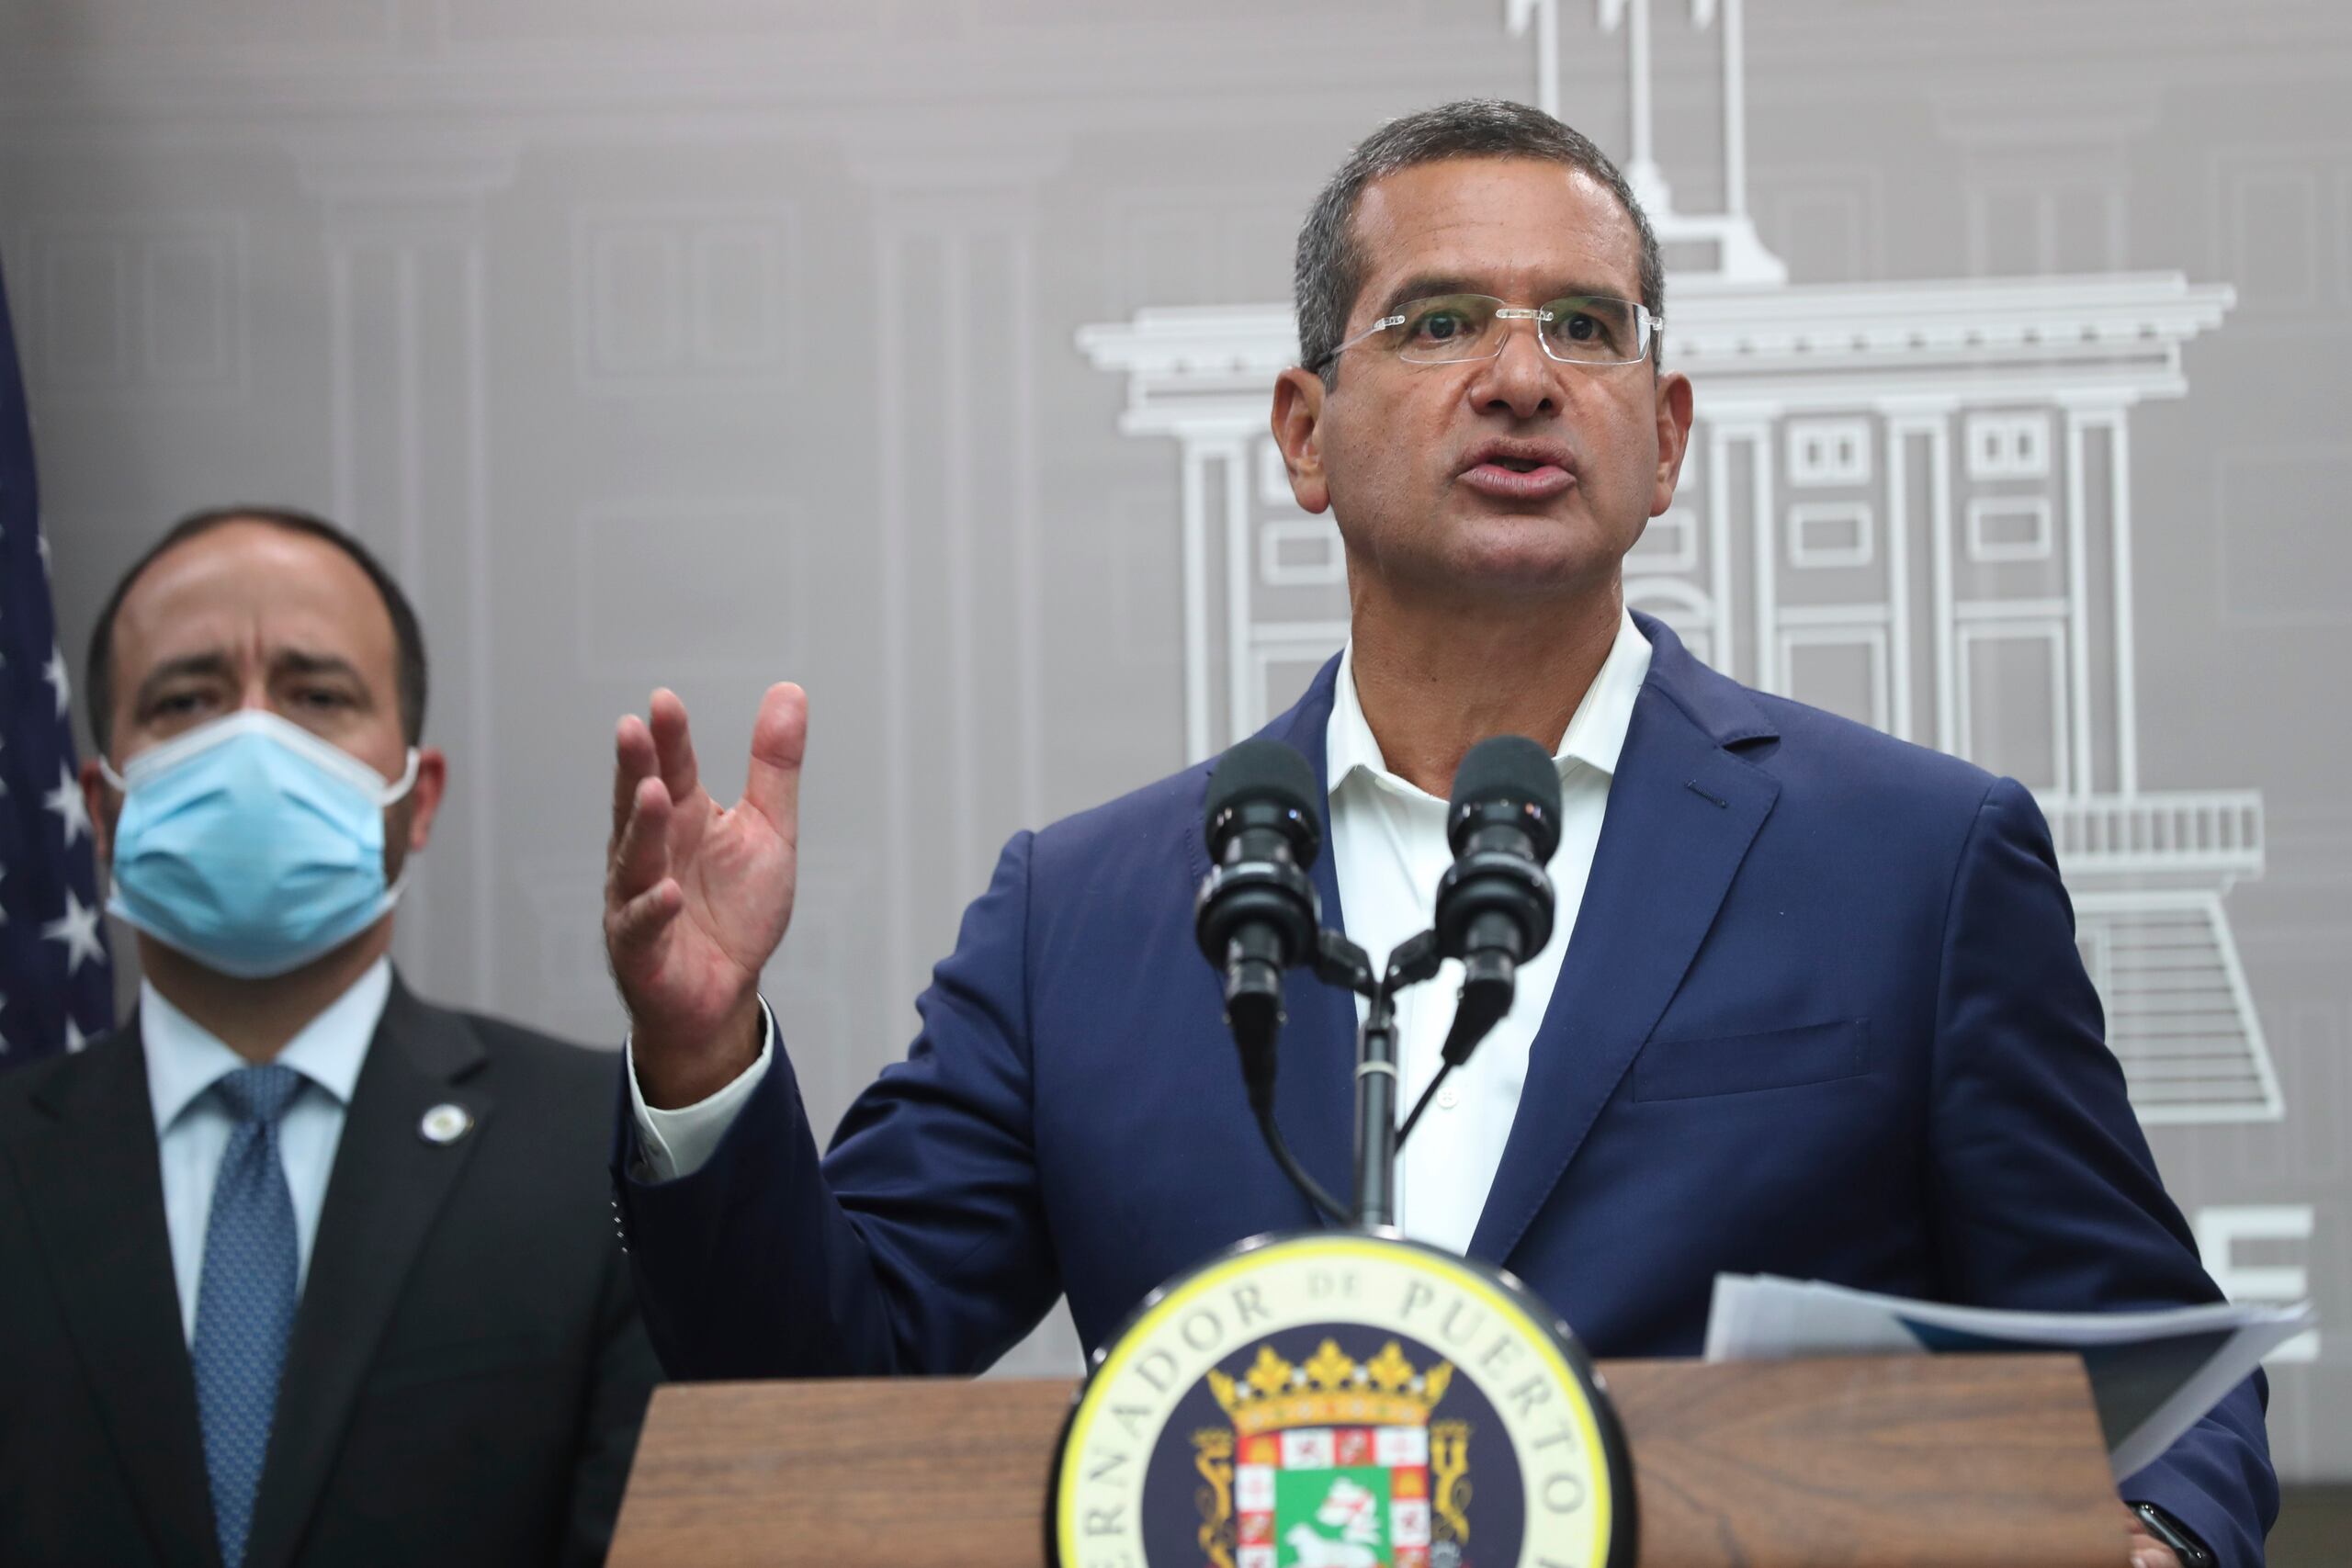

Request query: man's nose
[
  {"left": 1469, "top": 323, "right": 1561, "bottom": 420},
  {"left": 234, "top": 675, "right": 294, "bottom": 728}
]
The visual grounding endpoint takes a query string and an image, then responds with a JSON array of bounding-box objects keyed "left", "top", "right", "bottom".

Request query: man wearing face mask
[{"left": 0, "top": 508, "right": 661, "bottom": 1568}]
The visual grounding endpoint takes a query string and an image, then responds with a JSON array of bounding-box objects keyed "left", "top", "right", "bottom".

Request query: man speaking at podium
[{"left": 605, "top": 102, "right": 2271, "bottom": 1566}]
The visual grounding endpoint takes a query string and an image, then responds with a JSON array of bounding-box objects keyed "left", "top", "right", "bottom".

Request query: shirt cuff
[{"left": 625, "top": 1000, "right": 776, "bottom": 1182}]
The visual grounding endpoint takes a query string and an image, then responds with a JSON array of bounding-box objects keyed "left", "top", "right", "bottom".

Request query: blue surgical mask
[{"left": 99, "top": 710, "right": 421, "bottom": 979}]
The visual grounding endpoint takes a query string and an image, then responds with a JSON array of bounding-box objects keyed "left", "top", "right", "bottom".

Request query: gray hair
[{"left": 1294, "top": 98, "right": 1665, "bottom": 384}]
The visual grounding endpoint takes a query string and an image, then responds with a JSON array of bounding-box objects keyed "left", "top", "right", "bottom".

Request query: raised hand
[{"left": 605, "top": 682, "right": 806, "bottom": 1108}]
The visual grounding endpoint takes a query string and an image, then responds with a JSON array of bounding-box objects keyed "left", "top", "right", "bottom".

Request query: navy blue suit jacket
[{"left": 616, "top": 614, "right": 2274, "bottom": 1563}]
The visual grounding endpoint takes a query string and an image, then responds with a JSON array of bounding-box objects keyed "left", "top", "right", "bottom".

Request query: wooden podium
[{"left": 607, "top": 1353, "right": 2128, "bottom": 1567}]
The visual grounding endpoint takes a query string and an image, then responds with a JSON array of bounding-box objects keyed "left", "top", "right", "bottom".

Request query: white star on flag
[
  {"left": 41, "top": 889, "right": 106, "bottom": 976},
  {"left": 43, "top": 762, "right": 91, "bottom": 847},
  {"left": 43, "top": 642, "right": 70, "bottom": 718},
  {"left": 64, "top": 1016, "right": 88, "bottom": 1053}
]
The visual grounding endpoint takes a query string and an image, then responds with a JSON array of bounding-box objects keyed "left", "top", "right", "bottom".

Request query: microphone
[
  {"left": 1431, "top": 734, "right": 1562, "bottom": 1070},
  {"left": 1194, "top": 739, "right": 1324, "bottom": 1109}
]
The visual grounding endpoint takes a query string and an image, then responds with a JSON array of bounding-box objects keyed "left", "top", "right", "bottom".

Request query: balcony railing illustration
[{"left": 2043, "top": 792, "right": 2265, "bottom": 880}]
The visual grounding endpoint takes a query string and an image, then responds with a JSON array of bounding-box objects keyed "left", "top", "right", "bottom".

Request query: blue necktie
[{"left": 192, "top": 1064, "right": 304, "bottom": 1568}]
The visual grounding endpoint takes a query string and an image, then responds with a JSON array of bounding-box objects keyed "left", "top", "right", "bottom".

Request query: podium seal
[{"left": 1049, "top": 1232, "right": 1633, "bottom": 1568}]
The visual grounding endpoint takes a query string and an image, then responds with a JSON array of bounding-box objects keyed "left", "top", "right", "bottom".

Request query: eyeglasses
[{"left": 1312, "top": 293, "right": 1662, "bottom": 371}]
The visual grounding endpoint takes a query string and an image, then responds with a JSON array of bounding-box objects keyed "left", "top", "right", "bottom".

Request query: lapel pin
[{"left": 418, "top": 1102, "right": 475, "bottom": 1146}]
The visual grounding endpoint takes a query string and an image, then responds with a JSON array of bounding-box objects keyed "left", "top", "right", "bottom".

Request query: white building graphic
[{"left": 1079, "top": 0, "right": 2278, "bottom": 1127}]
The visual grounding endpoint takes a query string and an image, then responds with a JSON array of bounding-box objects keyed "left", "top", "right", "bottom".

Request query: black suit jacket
[{"left": 0, "top": 977, "right": 661, "bottom": 1568}]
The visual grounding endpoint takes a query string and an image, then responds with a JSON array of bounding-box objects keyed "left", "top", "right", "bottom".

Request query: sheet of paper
[{"left": 1702, "top": 1273, "right": 2314, "bottom": 1479}]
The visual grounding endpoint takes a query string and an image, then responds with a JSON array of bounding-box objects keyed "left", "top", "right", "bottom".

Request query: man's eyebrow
[
  {"left": 132, "top": 647, "right": 377, "bottom": 705},
  {"left": 272, "top": 649, "right": 364, "bottom": 682},
  {"left": 1373, "top": 276, "right": 1481, "bottom": 316},
  {"left": 131, "top": 651, "right": 235, "bottom": 706},
  {"left": 1372, "top": 275, "right": 1638, "bottom": 316},
  {"left": 274, "top": 648, "right": 374, "bottom": 693}
]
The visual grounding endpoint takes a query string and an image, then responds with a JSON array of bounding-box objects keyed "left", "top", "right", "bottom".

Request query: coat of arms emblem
[
  {"left": 1049, "top": 1235, "right": 1629, "bottom": 1568},
  {"left": 1194, "top": 1338, "right": 1470, "bottom": 1568}
]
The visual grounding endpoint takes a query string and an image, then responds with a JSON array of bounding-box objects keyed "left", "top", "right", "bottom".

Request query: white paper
[{"left": 1702, "top": 1273, "right": 2314, "bottom": 1480}]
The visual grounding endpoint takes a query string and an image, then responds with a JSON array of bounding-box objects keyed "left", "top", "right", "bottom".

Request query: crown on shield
[{"left": 1206, "top": 1339, "right": 1454, "bottom": 1437}]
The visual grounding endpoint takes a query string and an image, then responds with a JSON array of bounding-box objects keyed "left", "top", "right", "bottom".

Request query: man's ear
[
  {"left": 1271, "top": 367, "right": 1332, "bottom": 515},
  {"left": 401, "top": 747, "right": 448, "bottom": 853},
  {"left": 1649, "top": 368, "right": 1696, "bottom": 519},
  {"left": 78, "top": 758, "right": 115, "bottom": 872}
]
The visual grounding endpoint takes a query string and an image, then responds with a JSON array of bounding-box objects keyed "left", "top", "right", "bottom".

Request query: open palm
[{"left": 605, "top": 683, "right": 805, "bottom": 1104}]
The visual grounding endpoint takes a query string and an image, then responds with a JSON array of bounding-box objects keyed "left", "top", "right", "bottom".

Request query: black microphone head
[
  {"left": 1446, "top": 734, "right": 1563, "bottom": 863},
  {"left": 1204, "top": 739, "right": 1323, "bottom": 868}
]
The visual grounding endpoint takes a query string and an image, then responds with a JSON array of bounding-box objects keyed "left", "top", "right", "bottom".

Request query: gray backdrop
[{"left": 5, "top": 0, "right": 2347, "bottom": 1485}]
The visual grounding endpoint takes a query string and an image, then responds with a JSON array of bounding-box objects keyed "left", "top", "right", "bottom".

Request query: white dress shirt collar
[
  {"left": 143, "top": 958, "right": 391, "bottom": 1136},
  {"left": 1327, "top": 606, "right": 1651, "bottom": 802}
]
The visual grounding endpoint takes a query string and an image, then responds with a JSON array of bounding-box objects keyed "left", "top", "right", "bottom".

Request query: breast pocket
[{"left": 1631, "top": 1018, "right": 1870, "bottom": 1102}]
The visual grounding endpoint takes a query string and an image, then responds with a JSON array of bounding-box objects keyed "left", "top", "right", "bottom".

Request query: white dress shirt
[
  {"left": 144, "top": 959, "right": 390, "bottom": 1343},
  {"left": 1326, "top": 609, "right": 1649, "bottom": 1252},
  {"left": 630, "top": 611, "right": 1652, "bottom": 1252}
]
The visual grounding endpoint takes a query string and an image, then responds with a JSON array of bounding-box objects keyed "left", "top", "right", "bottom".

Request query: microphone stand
[
  {"left": 1248, "top": 931, "right": 1378, "bottom": 1230},
  {"left": 1353, "top": 931, "right": 1441, "bottom": 1230},
  {"left": 1243, "top": 927, "right": 1507, "bottom": 1235}
]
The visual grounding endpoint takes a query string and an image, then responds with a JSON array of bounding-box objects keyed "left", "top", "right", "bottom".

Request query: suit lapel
[
  {"left": 6, "top": 1025, "right": 219, "bottom": 1567},
  {"left": 1273, "top": 660, "right": 1357, "bottom": 1223},
  {"left": 243, "top": 981, "right": 491, "bottom": 1568},
  {"left": 1467, "top": 620, "right": 1781, "bottom": 1267},
  {"left": 1188, "top": 657, "right": 1357, "bottom": 1225}
]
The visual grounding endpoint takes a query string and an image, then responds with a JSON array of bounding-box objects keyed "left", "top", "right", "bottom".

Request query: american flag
[{"left": 0, "top": 260, "right": 114, "bottom": 1065}]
